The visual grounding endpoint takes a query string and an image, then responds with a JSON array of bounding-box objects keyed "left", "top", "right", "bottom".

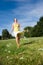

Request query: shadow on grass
[{"left": 23, "top": 40, "right": 35, "bottom": 45}]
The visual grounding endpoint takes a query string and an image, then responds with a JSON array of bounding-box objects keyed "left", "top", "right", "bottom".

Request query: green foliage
[
  {"left": 24, "top": 26, "right": 32, "bottom": 31},
  {"left": 2, "top": 29, "right": 13, "bottom": 39},
  {"left": 24, "top": 31, "right": 30, "bottom": 38},
  {"left": 24, "top": 26, "right": 32, "bottom": 37},
  {"left": 0, "top": 36, "right": 2, "bottom": 40},
  {"left": 31, "top": 16, "right": 43, "bottom": 37},
  {"left": 0, "top": 37, "right": 43, "bottom": 65},
  {"left": 24, "top": 16, "right": 43, "bottom": 37},
  {"left": 2, "top": 29, "right": 11, "bottom": 39}
]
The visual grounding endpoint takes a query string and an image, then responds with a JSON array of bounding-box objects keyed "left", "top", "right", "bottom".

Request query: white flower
[
  {"left": 20, "top": 57, "right": 24, "bottom": 60},
  {"left": 6, "top": 43, "right": 12, "bottom": 47},
  {"left": 8, "top": 50, "right": 11, "bottom": 53},
  {"left": 4, "top": 49, "right": 7, "bottom": 52},
  {"left": 7, "top": 56, "right": 9, "bottom": 58},
  {"left": 6, "top": 44, "right": 10, "bottom": 47},
  {"left": 38, "top": 48, "right": 43, "bottom": 51}
]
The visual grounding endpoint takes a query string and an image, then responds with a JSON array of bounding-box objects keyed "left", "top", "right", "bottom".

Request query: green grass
[{"left": 0, "top": 37, "right": 43, "bottom": 65}]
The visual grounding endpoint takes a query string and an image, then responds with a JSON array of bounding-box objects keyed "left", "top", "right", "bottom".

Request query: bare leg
[{"left": 16, "top": 33, "right": 20, "bottom": 48}]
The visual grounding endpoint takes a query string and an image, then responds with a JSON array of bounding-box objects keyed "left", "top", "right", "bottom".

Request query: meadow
[{"left": 0, "top": 37, "right": 43, "bottom": 65}]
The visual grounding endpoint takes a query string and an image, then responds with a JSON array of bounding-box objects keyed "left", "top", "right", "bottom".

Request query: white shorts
[{"left": 12, "top": 31, "right": 22, "bottom": 37}]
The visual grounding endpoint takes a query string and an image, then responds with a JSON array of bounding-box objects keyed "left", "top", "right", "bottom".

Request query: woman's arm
[{"left": 11, "top": 23, "right": 14, "bottom": 32}]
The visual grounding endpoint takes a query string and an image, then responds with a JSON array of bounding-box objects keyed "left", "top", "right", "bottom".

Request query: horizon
[{"left": 0, "top": 0, "right": 43, "bottom": 35}]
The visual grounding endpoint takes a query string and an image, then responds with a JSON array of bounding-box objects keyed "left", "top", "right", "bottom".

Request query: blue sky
[{"left": 0, "top": 0, "right": 43, "bottom": 35}]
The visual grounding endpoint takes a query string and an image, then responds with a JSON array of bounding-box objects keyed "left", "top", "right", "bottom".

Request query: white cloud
[
  {"left": 1, "top": 0, "right": 43, "bottom": 23},
  {"left": 12, "top": 1, "right": 43, "bottom": 21},
  {"left": 0, "top": 0, "right": 43, "bottom": 35},
  {"left": 10, "top": 1, "right": 43, "bottom": 30},
  {"left": 31, "top": 5, "right": 43, "bottom": 19}
]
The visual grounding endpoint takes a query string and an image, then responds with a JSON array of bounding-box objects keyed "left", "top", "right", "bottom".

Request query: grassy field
[{"left": 0, "top": 37, "right": 43, "bottom": 65}]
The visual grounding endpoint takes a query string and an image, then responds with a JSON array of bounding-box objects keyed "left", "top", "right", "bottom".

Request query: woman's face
[{"left": 14, "top": 18, "right": 17, "bottom": 23}]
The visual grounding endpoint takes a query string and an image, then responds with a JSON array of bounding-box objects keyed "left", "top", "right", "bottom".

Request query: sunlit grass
[{"left": 0, "top": 37, "right": 43, "bottom": 65}]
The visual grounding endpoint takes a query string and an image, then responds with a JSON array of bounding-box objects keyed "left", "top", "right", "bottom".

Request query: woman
[{"left": 12, "top": 18, "right": 21, "bottom": 48}]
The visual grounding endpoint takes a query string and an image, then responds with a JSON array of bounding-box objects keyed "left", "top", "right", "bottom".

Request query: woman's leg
[{"left": 16, "top": 33, "right": 20, "bottom": 48}]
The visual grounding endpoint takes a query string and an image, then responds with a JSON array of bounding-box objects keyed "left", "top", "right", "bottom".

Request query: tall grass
[{"left": 0, "top": 37, "right": 43, "bottom": 65}]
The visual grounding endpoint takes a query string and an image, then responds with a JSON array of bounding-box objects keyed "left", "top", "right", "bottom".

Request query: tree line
[
  {"left": 0, "top": 29, "right": 15, "bottom": 40},
  {"left": 0, "top": 16, "right": 43, "bottom": 40},
  {"left": 24, "top": 16, "right": 43, "bottom": 37}
]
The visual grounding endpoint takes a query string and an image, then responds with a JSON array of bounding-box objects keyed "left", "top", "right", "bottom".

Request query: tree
[
  {"left": 24, "top": 26, "right": 33, "bottom": 37},
  {"left": 8, "top": 34, "right": 13, "bottom": 39},
  {"left": 2, "top": 29, "right": 9, "bottom": 39},
  {"left": 0, "top": 35, "right": 2, "bottom": 40},
  {"left": 31, "top": 16, "right": 43, "bottom": 37}
]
